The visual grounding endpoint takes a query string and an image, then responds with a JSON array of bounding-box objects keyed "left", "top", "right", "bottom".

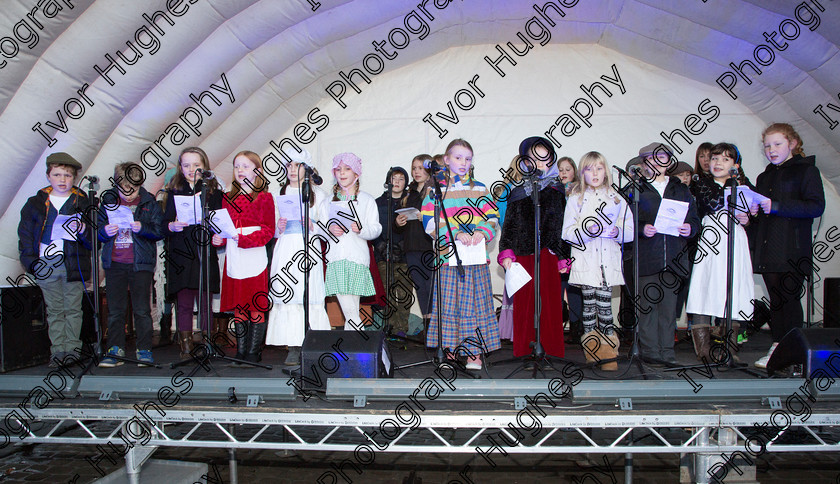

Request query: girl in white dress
[
  {"left": 685, "top": 142, "right": 754, "bottom": 364},
  {"left": 265, "top": 149, "right": 331, "bottom": 365}
]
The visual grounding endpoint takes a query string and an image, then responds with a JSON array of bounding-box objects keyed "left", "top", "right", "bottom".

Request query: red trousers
[{"left": 513, "top": 249, "right": 565, "bottom": 358}]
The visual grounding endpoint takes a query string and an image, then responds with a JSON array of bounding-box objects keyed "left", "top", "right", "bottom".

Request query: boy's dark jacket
[
  {"left": 633, "top": 176, "right": 701, "bottom": 278},
  {"left": 18, "top": 186, "right": 93, "bottom": 282},
  {"left": 97, "top": 186, "right": 164, "bottom": 272}
]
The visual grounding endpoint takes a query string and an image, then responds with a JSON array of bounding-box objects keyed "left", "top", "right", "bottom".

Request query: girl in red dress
[{"left": 212, "top": 151, "right": 275, "bottom": 363}]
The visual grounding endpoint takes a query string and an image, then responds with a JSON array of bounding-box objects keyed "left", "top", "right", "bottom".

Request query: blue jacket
[
  {"left": 97, "top": 187, "right": 164, "bottom": 272},
  {"left": 18, "top": 187, "right": 93, "bottom": 282}
]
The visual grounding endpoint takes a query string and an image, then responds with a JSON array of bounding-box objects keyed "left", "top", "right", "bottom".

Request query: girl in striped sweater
[{"left": 421, "top": 139, "right": 500, "bottom": 370}]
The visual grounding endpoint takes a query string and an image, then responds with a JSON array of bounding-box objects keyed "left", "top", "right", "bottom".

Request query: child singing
[
  {"left": 212, "top": 151, "right": 275, "bottom": 364},
  {"left": 498, "top": 136, "right": 566, "bottom": 358},
  {"left": 562, "top": 151, "right": 633, "bottom": 370},
  {"left": 421, "top": 139, "right": 500, "bottom": 370},
  {"left": 686, "top": 143, "right": 753, "bottom": 363},
  {"left": 265, "top": 149, "right": 331, "bottom": 366},
  {"left": 750, "top": 124, "right": 825, "bottom": 369},
  {"left": 321, "top": 153, "right": 382, "bottom": 332},
  {"left": 164, "top": 147, "right": 223, "bottom": 361}
]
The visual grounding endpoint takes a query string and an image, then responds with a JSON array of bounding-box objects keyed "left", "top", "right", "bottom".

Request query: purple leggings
[{"left": 176, "top": 288, "right": 211, "bottom": 332}]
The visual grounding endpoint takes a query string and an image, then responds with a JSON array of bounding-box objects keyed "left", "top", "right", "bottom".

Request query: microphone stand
[
  {"left": 85, "top": 178, "right": 103, "bottom": 363},
  {"left": 380, "top": 175, "right": 425, "bottom": 348},
  {"left": 383, "top": 176, "right": 394, "bottom": 333},
  {"left": 669, "top": 172, "right": 761, "bottom": 376},
  {"left": 283, "top": 167, "right": 315, "bottom": 377},
  {"left": 172, "top": 174, "right": 270, "bottom": 373},
  {"left": 394, "top": 170, "right": 477, "bottom": 378},
  {"left": 493, "top": 173, "right": 573, "bottom": 379},
  {"left": 576, "top": 168, "right": 645, "bottom": 376},
  {"left": 717, "top": 172, "right": 761, "bottom": 375}
]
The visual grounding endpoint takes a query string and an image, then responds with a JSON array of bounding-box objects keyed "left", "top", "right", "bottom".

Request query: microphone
[
  {"left": 728, "top": 167, "right": 739, "bottom": 177},
  {"left": 302, "top": 164, "right": 322, "bottom": 185},
  {"left": 423, "top": 159, "right": 445, "bottom": 172},
  {"left": 692, "top": 174, "right": 700, "bottom": 182},
  {"left": 84, "top": 175, "right": 99, "bottom": 184},
  {"left": 613, "top": 165, "right": 631, "bottom": 178},
  {"left": 196, "top": 168, "right": 215, "bottom": 180},
  {"left": 629, "top": 165, "right": 643, "bottom": 176}
]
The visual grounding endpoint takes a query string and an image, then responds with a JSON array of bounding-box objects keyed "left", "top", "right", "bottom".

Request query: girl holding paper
[
  {"left": 498, "top": 137, "right": 566, "bottom": 358},
  {"left": 561, "top": 151, "right": 633, "bottom": 370},
  {"left": 631, "top": 143, "right": 700, "bottom": 365},
  {"left": 164, "top": 147, "right": 223, "bottom": 360},
  {"left": 395, "top": 155, "right": 435, "bottom": 335},
  {"left": 686, "top": 142, "right": 754, "bottom": 364},
  {"left": 321, "top": 153, "right": 382, "bottom": 332},
  {"left": 211, "top": 151, "right": 275, "bottom": 363},
  {"left": 265, "top": 150, "right": 331, "bottom": 366},
  {"left": 750, "top": 123, "right": 825, "bottom": 369},
  {"left": 420, "top": 139, "right": 501, "bottom": 370}
]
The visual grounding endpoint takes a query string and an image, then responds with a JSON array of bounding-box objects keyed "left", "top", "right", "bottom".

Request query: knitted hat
[
  {"left": 46, "top": 152, "right": 82, "bottom": 170},
  {"left": 332, "top": 152, "right": 362, "bottom": 176},
  {"left": 638, "top": 142, "right": 673, "bottom": 158}
]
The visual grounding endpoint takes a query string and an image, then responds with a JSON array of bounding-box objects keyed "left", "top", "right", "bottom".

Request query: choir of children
[{"left": 18, "top": 122, "right": 825, "bottom": 370}]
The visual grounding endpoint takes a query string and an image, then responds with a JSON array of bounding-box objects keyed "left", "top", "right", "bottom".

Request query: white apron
[{"left": 686, "top": 212, "right": 755, "bottom": 319}]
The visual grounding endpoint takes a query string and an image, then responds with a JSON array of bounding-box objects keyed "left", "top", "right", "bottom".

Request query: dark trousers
[
  {"left": 763, "top": 272, "right": 805, "bottom": 342},
  {"left": 561, "top": 272, "right": 583, "bottom": 324},
  {"left": 405, "top": 251, "right": 434, "bottom": 315},
  {"left": 638, "top": 273, "right": 679, "bottom": 360},
  {"left": 105, "top": 263, "right": 153, "bottom": 351}
]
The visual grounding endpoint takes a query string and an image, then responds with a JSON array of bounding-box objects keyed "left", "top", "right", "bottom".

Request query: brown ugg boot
[
  {"left": 597, "top": 330, "right": 620, "bottom": 371},
  {"left": 581, "top": 330, "right": 600, "bottom": 365}
]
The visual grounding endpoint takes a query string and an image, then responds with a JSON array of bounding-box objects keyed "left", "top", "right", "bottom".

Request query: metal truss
[{"left": 4, "top": 406, "right": 840, "bottom": 455}]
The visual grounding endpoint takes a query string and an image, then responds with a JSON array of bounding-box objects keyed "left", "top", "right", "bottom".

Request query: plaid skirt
[
  {"left": 325, "top": 259, "right": 375, "bottom": 297},
  {"left": 426, "top": 265, "right": 501, "bottom": 354}
]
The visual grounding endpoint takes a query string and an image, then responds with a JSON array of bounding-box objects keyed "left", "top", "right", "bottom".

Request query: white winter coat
[{"left": 562, "top": 187, "right": 634, "bottom": 288}]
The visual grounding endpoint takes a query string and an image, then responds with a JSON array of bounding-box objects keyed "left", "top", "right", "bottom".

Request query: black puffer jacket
[
  {"left": 97, "top": 187, "right": 164, "bottom": 272},
  {"left": 750, "top": 154, "right": 825, "bottom": 273},
  {"left": 634, "top": 177, "right": 701, "bottom": 278},
  {"left": 18, "top": 187, "right": 92, "bottom": 282}
]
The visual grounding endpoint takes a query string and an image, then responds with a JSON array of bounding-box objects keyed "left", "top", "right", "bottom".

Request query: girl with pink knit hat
[{"left": 320, "top": 153, "right": 382, "bottom": 331}]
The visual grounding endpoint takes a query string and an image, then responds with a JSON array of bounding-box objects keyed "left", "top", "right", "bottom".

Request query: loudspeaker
[
  {"left": 0, "top": 287, "right": 97, "bottom": 372},
  {"left": 825, "top": 278, "right": 840, "bottom": 328},
  {"left": 300, "top": 330, "right": 392, "bottom": 391},
  {"left": 767, "top": 328, "right": 840, "bottom": 378},
  {"left": 0, "top": 286, "right": 50, "bottom": 372}
]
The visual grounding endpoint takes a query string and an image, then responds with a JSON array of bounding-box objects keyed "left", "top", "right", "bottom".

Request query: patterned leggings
[{"left": 580, "top": 285, "right": 615, "bottom": 335}]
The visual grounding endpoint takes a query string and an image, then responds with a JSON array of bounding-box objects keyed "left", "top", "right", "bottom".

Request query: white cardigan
[
  {"left": 317, "top": 190, "right": 382, "bottom": 266},
  {"left": 562, "top": 187, "right": 634, "bottom": 288}
]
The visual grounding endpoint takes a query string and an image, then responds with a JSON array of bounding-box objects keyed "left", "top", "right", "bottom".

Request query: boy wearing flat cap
[
  {"left": 631, "top": 143, "right": 700, "bottom": 365},
  {"left": 18, "top": 153, "right": 92, "bottom": 366}
]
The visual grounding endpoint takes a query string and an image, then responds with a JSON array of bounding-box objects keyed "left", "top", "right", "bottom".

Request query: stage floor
[{"left": 1, "top": 329, "right": 839, "bottom": 483}]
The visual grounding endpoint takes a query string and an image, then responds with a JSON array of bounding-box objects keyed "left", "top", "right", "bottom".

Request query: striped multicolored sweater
[{"left": 421, "top": 173, "right": 499, "bottom": 257}]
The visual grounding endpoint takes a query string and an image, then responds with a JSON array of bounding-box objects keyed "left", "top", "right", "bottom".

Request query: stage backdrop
[{"left": 0, "top": 0, "right": 837, "bottom": 321}]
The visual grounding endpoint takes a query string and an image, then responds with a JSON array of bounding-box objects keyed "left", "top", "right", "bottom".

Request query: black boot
[
  {"left": 228, "top": 320, "right": 250, "bottom": 366},
  {"left": 245, "top": 323, "right": 267, "bottom": 364},
  {"left": 159, "top": 313, "right": 172, "bottom": 345}
]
